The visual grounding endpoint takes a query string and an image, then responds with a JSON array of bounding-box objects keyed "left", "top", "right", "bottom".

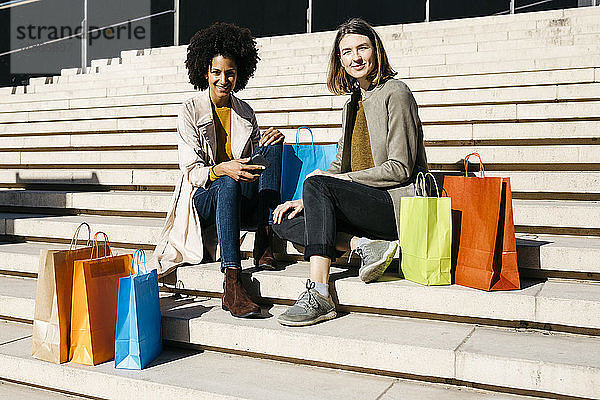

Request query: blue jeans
[{"left": 193, "top": 143, "right": 282, "bottom": 271}]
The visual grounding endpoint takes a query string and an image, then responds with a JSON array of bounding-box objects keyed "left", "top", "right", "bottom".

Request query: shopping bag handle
[
  {"left": 69, "top": 222, "right": 91, "bottom": 250},
  {"left": 129, "top": 249, "right": 146, "bottom": 276},
  {"left": 295, "top": 126, "right": 315, "bottom": 150},
  {"left": 415, "top": 172, "right": 440, "bottom": 198},
  {"left": 464, "top": 152, "right": 485, "bottom": 178},
  {"left": 91, "top": 231, "right": 112, "bottom": 258}
]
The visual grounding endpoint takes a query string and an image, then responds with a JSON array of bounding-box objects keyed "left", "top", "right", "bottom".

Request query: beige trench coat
[{"left": 151, "top": 91, "right": 260, "bottom": 276}]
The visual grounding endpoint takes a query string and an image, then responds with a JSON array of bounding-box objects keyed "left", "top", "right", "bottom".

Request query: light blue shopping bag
[
  {"left": 115, "top": 249, "right": 162, "bottom": 370},
  {"left": 280, "top": 126, "right": 338, "bottom": 201}
]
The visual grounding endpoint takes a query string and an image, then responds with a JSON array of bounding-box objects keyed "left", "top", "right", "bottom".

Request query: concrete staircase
[{"left": 0, "top": 7, "right": 599, "bottom": 399}]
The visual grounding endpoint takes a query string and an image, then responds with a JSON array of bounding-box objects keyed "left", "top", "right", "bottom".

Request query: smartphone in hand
[{"left": 248, "top": 153, "right": 271, "bottom": 172}]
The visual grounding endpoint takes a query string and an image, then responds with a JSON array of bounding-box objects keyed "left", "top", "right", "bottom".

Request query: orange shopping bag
[
  {"left": 69, "top": 232, "right": 133, "bottom": 365},
  {"left": 443, "top": 153, "right": 520, "bottom": 291},
  {"left": 31, "top": 222, "right": 108, "bottom": 363}
]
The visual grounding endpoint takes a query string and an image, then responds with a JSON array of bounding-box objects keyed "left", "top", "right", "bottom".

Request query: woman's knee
[
  {"left": 215, "top": 176, "right": 241, "bottom": 199},
  {"left": 303, "top": 175, "right": 330, "bottom": 198},
  {"left": 265, "top": 142, "right": 283, "bottom": 157}
]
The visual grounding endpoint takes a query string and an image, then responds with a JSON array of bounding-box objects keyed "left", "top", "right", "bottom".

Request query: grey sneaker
[
  {"left": 277, "top": 280, "right": 336, "bottom": 327},
  {"left": 354, "top": 240, "right": 398, "bottom": 283}
]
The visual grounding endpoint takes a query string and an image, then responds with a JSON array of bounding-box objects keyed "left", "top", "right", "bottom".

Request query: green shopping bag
[{"left": 399, "top": 172, "right": 452, "bottom": 285}]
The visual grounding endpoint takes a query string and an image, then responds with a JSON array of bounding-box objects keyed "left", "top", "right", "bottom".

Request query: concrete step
[
  {"left": 0, "top": 241, "right": 148, "bottom": 275},
  {"left": 406, "top": 54, "right": 600, "bottom": 79},
  {"left": 0, "top": 88, "right": 110, "bottom": 105},
  {"left": 0, "top": 190, "right": 171, "bottom": 214},
  {"left": 110, "top": 39, "right": 600, "bottom": 71},
  {"left": 85, "top": 50, "right": 600, "bottom": 83},
  {"left": 456, "top": 119, "right": 600, "bottom": 140},
  {"left": 6, "top": 97, "right": 593, "bottom": 136},
  {"left": 270, "top": 232, "right": 600, "bottom": 277},
  {"left": 0, "top": 166, "right": 598, "bottom": 198},
  {"left": 0, "top": 116, "right": 175, "bottom": 135},
  {"left": 2, "top": 146, "right": 600, "bottom": 175},
  {"left": 0, "top": 90, "right": 192, "bottom": 112},
  {"left": 5, "top": 240, "right": 600, "bottom": 330},
  {"left": 1, "top": 214, "right": 163, "bottom": 246},
  {"left": 0, "top": 168, "right": 179, "bottom": 187},
  {"left": 513, "top": 200, "right": 600, "bottom": 229},
  {"left": 23, "top": 63, "right": 600, "bottom": 95},
  {"left": 0, "top": 322, "right": 544, "bottom": 400},
  {"left": 4, "top": 95, "right": 599, "bottom": 137},
  {"left": 0, "top": 379, "right": 86, "bottom": 399},
  {"left": 426, "top": 144, "right": 600, "bottom": 164},
  {"left": 0, "top": 190, "right": 598, "bottom": 229},
  {"left": 516, "top": 233, "right": 600, "bottom": 277},
  {"left": 96, "top": 65, "right": 600, "bottom": 97},
  {"left": 1, "top": 225, "right": 598, "bottom": 278},
  {"left": 0, "top": 149, "right": 178, "bottom": 165},
  {"left": 14, "top": 61, "right": 597, "bottom": 107},
  {"left": 255, "top": 45, "right": 600, "bottom": 73},
  {"left": 255, "top": 35, "right": 578, "bottom": 63},
  {"left": 20, "top": 62, "right": 593, "bottom": 99},
  {"left": 5, "top": 87, "right": 600, "bottom": 128},
  {"left": 1, "top": 276, "right": 599, "bottom": 398},
  {"left": 2, "top": 119, "right": 600, "bottom": 153},
  {"left": 390, "top": 7, "right": 598, "bottom": 38},
  {"left": 107, "top": 38, "right": 594, "bottom": 77},
  {"left": 112, "top": 22, "right": 599, "bottom": 63},
  {"left": 0, "top": 104, "right": 180, "bottom": 124},
  {"left": 60, "top": 65, "right": 180, "bottom": 84},
  {"left": 482, "top": 170, "right": 600, "bottom": 195},
  {"left": 159, "top": 297, "right": 600, "bottom": 399},
  {"left": 172, "top": 261, "right": 600, "bottom": 331},
  {"left": 49, "top": 50, "right": 598, "bottom": 94},
  {"left": 4, "top": 80, "right": 600, "bottom": 117},
  {"left": 0, "top": 132, "right": 177, "bottom": 149},
  {"left": 0, "top": 276, "right": 34, "bottom": 320},
  {"left": 3, "top": 257, "right": 600, "bottom": 330},
  {"left": 3, "top": 100, "right": 600, "bottom": 138},
  {"left": 407, "top": 67, "right": 599, "bottom": 91}
]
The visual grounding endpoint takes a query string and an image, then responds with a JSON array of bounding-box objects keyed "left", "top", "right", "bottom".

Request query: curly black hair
[{"left": 185, "top": 22, "right": 259, "bottom": 92}]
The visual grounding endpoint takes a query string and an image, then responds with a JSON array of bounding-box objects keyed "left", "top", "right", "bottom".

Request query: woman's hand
[
  {"left": 307, "top": 169, "right": 351, "bottom": 181},
  {"left": 273, "top": 199, "right": 304, "bottom": 224},
  {"left": 260, "top": 127, "right": 285, "bottom": 146},
  {"left": 213, "top": 158, "right": 264, "bottom": 182}
]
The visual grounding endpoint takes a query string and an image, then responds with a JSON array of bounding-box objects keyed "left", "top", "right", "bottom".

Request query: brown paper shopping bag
[
  {"left": 31, "top": 222, "right": 108, "bottom": 363},
  {"left": 443, "top": 153, "right": 520, "bottom": 291},
  {"left": 69, "top": 232, "right": 133, "bottom": 366}
]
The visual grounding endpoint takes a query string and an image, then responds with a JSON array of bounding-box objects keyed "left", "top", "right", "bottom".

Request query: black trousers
[{"left": 272, "top": 175, "right": 398, "bottom": 261}]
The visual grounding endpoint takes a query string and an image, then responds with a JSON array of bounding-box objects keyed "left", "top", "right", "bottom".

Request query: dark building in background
[{"left": 0, "top": 0, "right": 582, "bottom": 87}]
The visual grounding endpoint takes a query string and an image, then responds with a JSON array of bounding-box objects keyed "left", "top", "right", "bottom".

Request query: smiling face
[
  {"left": 206, "top": 55, "right": 238, "bottom": 107},
  {"left": 338, "top": 33, "right": 376, "bottom": 90}
]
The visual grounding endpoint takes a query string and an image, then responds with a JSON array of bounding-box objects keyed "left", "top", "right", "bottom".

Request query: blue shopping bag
[
  {"left": 115, "top": 249, "right": 162, "bottom": 370},
  {"left": 280, "top": 126, "right": 338, "bottom": 201}
]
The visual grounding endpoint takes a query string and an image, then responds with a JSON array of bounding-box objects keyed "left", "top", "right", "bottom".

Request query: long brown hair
[{"left": 327, "top": 18, "right": 396, "bottom": 95}]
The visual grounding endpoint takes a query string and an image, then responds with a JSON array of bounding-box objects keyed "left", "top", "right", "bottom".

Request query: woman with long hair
[
  {"left": 153, "top": 22, "right": 284, "bottom": 318},
  {"left": 273, "top": 18, "right": 428, "bottom": 326}
]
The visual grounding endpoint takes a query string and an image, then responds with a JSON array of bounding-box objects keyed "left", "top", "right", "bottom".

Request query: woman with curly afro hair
[{"left": 153, "top": 22, "right": 284, "bottom": 318}]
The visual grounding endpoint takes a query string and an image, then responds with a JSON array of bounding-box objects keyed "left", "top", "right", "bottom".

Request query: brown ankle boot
[
  {"left": 254, "top": 225, "right": 276, "bottom": 270},
  {"left": 222, "top": 268, "right": 260, "bottom": 318}
]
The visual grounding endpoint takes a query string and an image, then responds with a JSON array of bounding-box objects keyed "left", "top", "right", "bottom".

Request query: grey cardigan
[{"left": 327, "top": 78, "right": 428, "bottom": 236}]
